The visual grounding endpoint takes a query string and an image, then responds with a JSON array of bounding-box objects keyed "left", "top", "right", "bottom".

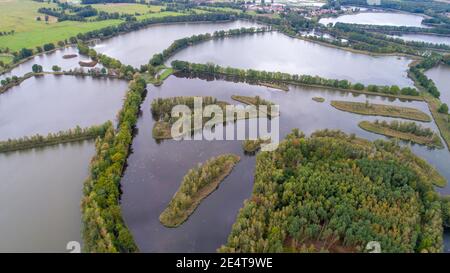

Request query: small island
[
  {"left": 359, "top": 120, "right": 443, "bottom": 149},
  {"left": 242, "top": 137, "right": 271, "bottom": 154},
  {"left": 62, "top": 54, "right": 77, "bottom": 59},
  {"left": 312, "top": 97, "right": 325, "bottom": 103},
  {"left": 151, "top": 96, "right": 230, "bottom": 139},
  {"left": 331, "top": 100, "right": 431, "bottom": 122},
  {"left": 231, "top": 95, "right": 278, "bottom": 117},
  {"left": 159, "top": 154, "right": 241, "bottom": 227}
]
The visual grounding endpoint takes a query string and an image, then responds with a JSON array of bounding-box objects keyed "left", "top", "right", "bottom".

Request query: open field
[
  {"left": 0, "top": 0, "right": 123, "bottom": 51},
  {"left": 89, "top": 3, "right": 163, "bottom": 14},
  {"left": 0, "top": 0, "right": 187, "bottom": 51}
]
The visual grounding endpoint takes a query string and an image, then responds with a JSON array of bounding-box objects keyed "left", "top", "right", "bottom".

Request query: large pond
[
  {"left": 426, "top": 64, "right": 450, "bottom": 106},
  {"left": 0, "top": 75, "right": 127, "bottom": 140},
  {"left": 319, "top": 12, "right": 426, "bottom": 27},
  {"left": 120, "top": 75, "right": 450, "bottom": 252},
  {"left": 0, "top": 47, "right": 100, "bottom": 80},
  {"left": 92, "top": 20, "right": 263, "bottom": 67},
  {"left": 390, "top": 34, "right": 450, "bottom": 46},
  {"left": 167, "top": 31, "right": 414, "bottom": 87},
  {"left": 0, "top": 140, "right": 94, "bottom": 252}
]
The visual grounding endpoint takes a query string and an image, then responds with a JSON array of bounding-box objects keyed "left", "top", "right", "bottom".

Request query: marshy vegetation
[
  {"left": 331, "top": 100, "right": 432, "bottom": 122},
  {"left": 359, "top": 120, "right": 443, "bottom": 149}
]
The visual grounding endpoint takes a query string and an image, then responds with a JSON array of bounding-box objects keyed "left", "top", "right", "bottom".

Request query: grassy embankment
[
  {"left": 159, "top": 154, "right": 240, "bottom": 227},
  {"left": 331, "top": 100, "right": 432, "bottom": 122},
  {"left": 408, "top": 65, "right": 450, "bottom": 151},
  {"left": 358, "top": 120, "right": 443, "bottom": 149}
]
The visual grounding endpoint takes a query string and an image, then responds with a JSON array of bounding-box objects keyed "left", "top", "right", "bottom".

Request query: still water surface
[
  {"left": 168, "top": 32, "right": 414, "bottom": 87},
  {"left": 121, "top": 75, "right": 450, "bottom": 252},
  {"left": 0, "top": 141, "right": 94, "bottom": 252},
  {"left": 319, "top": 12, "right": 426, "bottom": 27},
  {"left": 0, "top": 75, "right": 127, "bottom": 140},
  {"left": 93, "top": 20, "right": 262, "bottom": 67}
]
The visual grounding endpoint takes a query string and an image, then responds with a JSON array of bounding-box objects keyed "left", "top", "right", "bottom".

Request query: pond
[
  {"left": 0, "top": 75, "right": 127, "bottom": 140},
  {"left": 425, "top": 64, "right": 450, "bottom": 106},
  {"left": 167, "top": 31, "right": 414, "bottom": 87},
  {"left": 120, "top": 75, "right": 450, "bottom": 252},
  {"left": 319, "top": 12, "right": 426, "bottom": 27},
  {"left": 0, "top": 140, "right": 94, "bottom": 252},
  {"left": 0, "top": 47, "right": 100, "bottom": 80},
  {"left": 92, "top": 20, "right": 263, "bottom": 67},
  {"left": 390, "top": 34, "right": 450, "bottom": 46}
]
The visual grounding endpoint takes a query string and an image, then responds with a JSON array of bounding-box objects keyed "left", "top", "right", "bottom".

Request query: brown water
[
  {"left": 0, "top": 75, "right": 127, "bottom": 140},
  {"left": 167, "top": 31, "right": 415, "bottom": 87},
  {"left": 120, "top": 75, "right": 450, "bottom": 252}
]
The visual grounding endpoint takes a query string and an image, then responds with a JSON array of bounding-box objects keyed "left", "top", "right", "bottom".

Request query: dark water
[
  {"left": 390, "top": 34, "right": 450, "bottom": 46},
  {"left": 426, "top": 64, "right": 450, "bottom": 106},
  {"left": 0, "top": 140, "right": 94, "bottom": 252},
  {"left": 0, "top": 75, "right": 127, "bottom": 140},
  {"left": 92, "top": 20, "right": 263, "bottom": 67},
  {"left": 0, "top": 47, "right": 100, "bottom": 80},
  {"left": 319, "top": 12, "right": 426, "bottom": 27},
  {"left": 121, "top": 75, "right": 450, "bottom": 253},
  {"left": 167, "top": 31, "right": 414, "bottom": 87}
]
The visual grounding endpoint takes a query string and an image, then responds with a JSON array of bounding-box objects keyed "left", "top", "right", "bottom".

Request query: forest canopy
[{"left": 219, "top": 130, "right": 446, "bottom": 253}]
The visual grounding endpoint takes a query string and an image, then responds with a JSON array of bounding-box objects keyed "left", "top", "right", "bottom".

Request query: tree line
[
  {"left": 77, "top": 42, "right": 136, "bottom": 79},
  {"left": 81, "top": 74, "right": 146, "bottom": 252},
  {"left": 171, "top": 60, "right": 421, "bottom": 98},
  {"left": 148, "top": 27, "right": 269, "bottom": 67},
  {"left": 219, "top": 129, "right": 445, "bottom": 253},
  {"left": 409, "top": 53, "right": 445, "bottom": 99},
  {"left": 0, "top": 123, "right": 110, "bottom": 153}
]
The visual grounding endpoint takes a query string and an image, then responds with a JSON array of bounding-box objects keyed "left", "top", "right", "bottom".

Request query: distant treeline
[
  {"left": 171, "top": 60, "right": 421, "bottom": 99},
  {"left": 148, "top": 27, "right": 269, "bottom": 66},
  {"left": 81, "top": 0, "right": 135, "bottom": 4},
  {"left": 38, "top": 6, "right": 98, "bottom": 22},
  {"left": 0, "top": 123, "right": 109, "bottom": 153},
  {"left": 81, "top": 74, "right": 146, "bottom": 252},
  {"left": 333, "top": 23, "right": 450, "bottom": 52},
  {"left": 6, "top": 12, "right": 237, "bottom": 66}
]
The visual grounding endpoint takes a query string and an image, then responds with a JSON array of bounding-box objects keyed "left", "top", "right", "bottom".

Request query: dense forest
[
  {"left": 219, "top": 130, "right": 445, "bottom": 253},
  {"left": 159, "top": 154, "right": 240, "bottom": 227},
  {"left": 171, "top": 60, "right": 420, "bottom": 98},
  {"left": 81, "top": 74, "right": 146, "bottom": 252}
]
